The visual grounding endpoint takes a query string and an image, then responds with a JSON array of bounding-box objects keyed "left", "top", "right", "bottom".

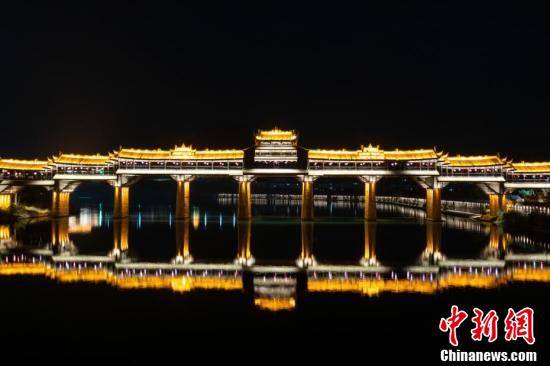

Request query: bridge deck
[
  {"left": 439, "top": 259, "right": 505, "bottom": 268},
  {"left": 8, "top": 249, "right": 549, "bottom": 275},
  {"left": 52, "top": 255, "right": 115, "bottom": 263},
  {"left": 115, "top": 262, "right": 241, "bottom": 271}
]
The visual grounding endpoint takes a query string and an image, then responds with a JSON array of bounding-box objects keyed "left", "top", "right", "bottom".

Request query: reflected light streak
[
  {"left": 1, "top": 259, "right": 549, "bottom": 310},
  {"left": 0, "top": 225, "right": 11, "bottom": 241},
  {"left": 192, "top": 209, "right": 200, "bottom": 230},
  {"left": 254, "top": 297, "right": 296, "bottom": 311}
]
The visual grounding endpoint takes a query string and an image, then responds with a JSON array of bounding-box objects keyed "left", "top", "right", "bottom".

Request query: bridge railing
[
  {"left": 54, "top": 166, "right": 117, "bottom": 176},
  {"left": 439, "top": 167, "right": 504, "bottom": 177},
  {"left": 506, "top": 174, "right": 550, "bottom": 183},
  {"left": 118, "top": 160, "right": 243, "bottom": 170},
  {"left": 0, "top": 170, "right": 53, "bottom": 180},
  {"left": 308, "top": 160, "right": 437, "bottom": 172},
  {"left": 377, "top": 196, "right": 488, "bottom": 215}
]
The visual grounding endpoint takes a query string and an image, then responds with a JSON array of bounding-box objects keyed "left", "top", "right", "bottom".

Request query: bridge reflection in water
[{"left": 1, "top": 205, "right": 549, "bottom": 312}]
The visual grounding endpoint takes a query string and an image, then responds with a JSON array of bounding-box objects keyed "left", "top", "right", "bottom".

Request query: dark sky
[{"left": 3, "top": 2, "right": 549, "bottom": 160}]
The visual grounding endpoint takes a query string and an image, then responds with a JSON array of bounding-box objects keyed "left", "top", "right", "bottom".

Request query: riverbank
[{"left": 0, "top": 205, "right": 50, "bottom": 223}]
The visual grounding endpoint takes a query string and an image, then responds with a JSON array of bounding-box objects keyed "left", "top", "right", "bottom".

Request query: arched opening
[
  {"left": 442, "top": 182, "right": 488, "bottom": 202},
  {"left": 14, "top": 186, "right": 51, "bottom": 210},
  {"left": 70, "top": 181, "right": 114, "bottom": 211}
]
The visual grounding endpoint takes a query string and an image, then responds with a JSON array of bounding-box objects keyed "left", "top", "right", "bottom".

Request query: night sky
[{"left": 3, "top": 2, "right": 549, "bottom": 160}]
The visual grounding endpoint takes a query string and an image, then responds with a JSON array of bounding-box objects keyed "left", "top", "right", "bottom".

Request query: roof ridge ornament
[{"left": 255, "top": 127, "right": 298, "bottom": 143}]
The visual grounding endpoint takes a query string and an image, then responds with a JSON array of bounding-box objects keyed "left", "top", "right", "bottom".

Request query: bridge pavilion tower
[{"left": 241, "top": 128, "right": 309, "bottom": 220}]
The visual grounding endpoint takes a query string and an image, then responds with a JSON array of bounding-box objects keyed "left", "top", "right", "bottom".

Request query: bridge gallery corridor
[
  {"left": 6, "top": 2, "right": 550, "bottom": 362},
  {"left": 2, "top": 127, "right": 548, "bottom": 311},
  {"left": 1, "top": 128, "right": 549, "bottom": 221}
]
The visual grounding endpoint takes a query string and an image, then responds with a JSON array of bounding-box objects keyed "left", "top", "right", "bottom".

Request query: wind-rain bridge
[{"left": 1, "top": 128, "right": 549, "bottom": 221}]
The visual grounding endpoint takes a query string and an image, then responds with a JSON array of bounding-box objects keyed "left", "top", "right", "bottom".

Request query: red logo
[
  {"left": 439, "top": 306, "right": 536, "bottom": 346},
  {"left": 504, "top": 307, "right": 535, "bottom": 345},
  {"left": 471, "top": 308, "right": 499, "bottom": 343},
  {"left": 439, "top": 305, "right": 469, "bottom": 346}
]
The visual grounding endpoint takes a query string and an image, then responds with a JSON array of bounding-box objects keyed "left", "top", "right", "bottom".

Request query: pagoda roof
[
  {"left": 509, "top": 161, "right": 550, "bottom": 173},
  {"left": 116, "top": 148, "right": 172, "bottom": 160},
  {"left": 115, "top": 145, "right": 244, "bottom": 160},
  {"left": 384, "top": 148, "right": 441, "bottom": 160},
  {"left": 255, "top": 127, "right": 297, "bottom": 141},
  {"left": 308, "top": 149, "right": 365, "bottom": 160},
  {"left": 443, "top": 155, "right": 506, "bottom": 167},
  {"left": 193, "top": 150, "right": 244, "bottom": 159},
  {"left": 308, "top": 145, "right": 441, "bottom": 161},
  {"left": 0, "top": 159, "right": 49, "bottom": 171},
  {"left": 171, "top": 144, "right": 243, "bottom": 160},
  {"left": 51, "top": 153, "right": 112, "bottom": 165}
]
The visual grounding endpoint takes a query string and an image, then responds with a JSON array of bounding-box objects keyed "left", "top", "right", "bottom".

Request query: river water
[{"left": 1, "top": 197, "right": 548, "bottom": 363}]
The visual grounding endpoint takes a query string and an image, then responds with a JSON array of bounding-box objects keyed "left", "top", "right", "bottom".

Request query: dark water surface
[{"left": 1, "top": 199, "right": 548, "bottom": 363}]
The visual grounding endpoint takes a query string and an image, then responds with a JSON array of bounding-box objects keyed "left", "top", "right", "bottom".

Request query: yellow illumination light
[
  {"left": 255, "top": 127, "right": 297, "bottom": 141},
  {"left": 0, "top": 263, "right": 48, "bottom": 276},
  {"left": 438, "top": 273, "right": 504, "bottom": 289},
  {"left": 254, "top": 297, "right": 296, "bottom": 311},
  {"left": 307, "top": 278, "right": 438, "bottom": 296},
  {"left": 116, "top": 148, "right": 172, "bottom": 160},
  {"left": 443, "top": 155, "right": 506, "bottom": 167},
  {"left": 0, "top": 159, "right": 49, "bottom": 171},
  {"left": 0, "top": 225, "right": 10, "bottom": 239},
  {"left": 308, "top": 146, "right": 441, "bottom": 161},
  {"left": 509, "top": 268, "right": 550, "bottom": 282},
  {"left": 51, "top": 153, "right": 111, "bottom": 165},
  {"left": 509, "top": 162, "right": 550, "bottom": 173},
  {"left": 0, "top": 194, "right": 11, "bottom": 211},
  {"left": 48, "top": 268, "right": 113, "bottom": 283}
]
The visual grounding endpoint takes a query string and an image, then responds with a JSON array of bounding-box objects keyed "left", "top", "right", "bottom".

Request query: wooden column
[
  {"left": 301, "top": 179, "right": 314, "bottom": 221},
  {"left": 51, "top": 191, "right": 71, "bottom": 217},
  {"left": 426, "top": 188, "right": 441, "bottom": 221},
  {"left": 113, "top": 186, "right": 130, "bottom": 219},
  {"left": 175, "top": 180, "right": 191, "bottom": 220},
  {"left": 237, "top": 180, "right": 252, "bottom": 220},
  {"left": 500, "top": 195, "right": 508, "bottom": 213},
  {"left": 364, "top": 180, "right": 377, "bottom": 221},
  {"left": 489, "top": 194, "right": 506, "bottom": 216}
]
